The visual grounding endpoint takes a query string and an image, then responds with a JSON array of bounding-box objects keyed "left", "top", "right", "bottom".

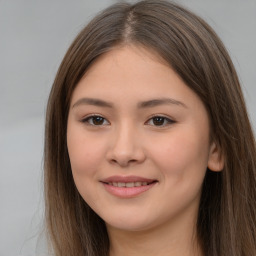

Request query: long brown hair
[{"left": 44, "top": 1, "right": 256, "bottom": 255}]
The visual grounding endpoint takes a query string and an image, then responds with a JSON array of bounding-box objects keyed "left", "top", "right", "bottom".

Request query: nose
[{"left": 106, "top": 123, "right": 146, "bottom": 167}]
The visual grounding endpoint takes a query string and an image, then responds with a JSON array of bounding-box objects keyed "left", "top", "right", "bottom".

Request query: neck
[{"left": 107, "top": 211, "right": 203, "bottom": 256}]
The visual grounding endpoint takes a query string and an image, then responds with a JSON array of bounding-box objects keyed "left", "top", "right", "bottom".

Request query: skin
[{"left": 67, "top": 45, "right": 223, "bottom": 256}]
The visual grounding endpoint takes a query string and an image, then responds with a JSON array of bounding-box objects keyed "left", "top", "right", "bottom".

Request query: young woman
[{"left": 44, "top": 1, "right": 256, "bottom": 255}]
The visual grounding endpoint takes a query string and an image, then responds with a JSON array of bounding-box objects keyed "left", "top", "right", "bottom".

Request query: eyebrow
[
  {"left": 72, "top": 97, "right": 187, "bottom": 109},
  {"left": 138, "top": 98, "right": 187, "bottom": 108},
  {"left": 72, "top": 98, "right": 113, "bottom": 108}
]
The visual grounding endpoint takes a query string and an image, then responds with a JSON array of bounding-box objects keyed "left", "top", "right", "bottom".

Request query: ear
[{"left": 207, "top": 142, "right": 224, "bottom": 172}]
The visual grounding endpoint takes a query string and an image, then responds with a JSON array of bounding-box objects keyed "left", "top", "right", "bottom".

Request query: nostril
[
  {"left": 109, "top": 157, "right": 139, "bottom": 166},
  {"left": 106, "top": 145, "right": 146, "bottom": 166}
]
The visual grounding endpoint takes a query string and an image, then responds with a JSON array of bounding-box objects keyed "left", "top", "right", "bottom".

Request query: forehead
[
  {"left": 85, "top": 44, "right": 170, "bottom": 77},
  {"left": 70, "top": 45, "right": 203, "bottom": 111},
  {"left": 73, "top": 45, "right": 176, "bottom": 92}
]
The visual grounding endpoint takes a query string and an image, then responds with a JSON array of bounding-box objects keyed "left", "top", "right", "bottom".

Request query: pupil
[
  {"left": 93, "top": 117, "right": 104, "bottom": 125},
  {"left": 153, "top": 117, "right": 164, "bottom": 125}
]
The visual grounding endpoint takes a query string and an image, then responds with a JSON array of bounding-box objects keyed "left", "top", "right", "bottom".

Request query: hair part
[{"left": 44, "top": 1, "right": 256, "bottom": 255}]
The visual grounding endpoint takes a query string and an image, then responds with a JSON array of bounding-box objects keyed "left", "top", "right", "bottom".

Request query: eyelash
[
  {"left": 82, "top": 114, "right": 110, "bottom": 126},
  {"left": 81, "top": 114, "right": 176, "bottom": 127},
  {"left": 146, "top": 115, "right": 175, "bottom": 126}
]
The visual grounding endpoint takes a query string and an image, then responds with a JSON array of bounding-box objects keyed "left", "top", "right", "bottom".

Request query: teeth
[
  {"left": 126, "top": 182, "right": 134, "bottom": 188},
  {"left": 109, "top": 181, "right": 151, "bottom": 187},
  {"left": 135, "top": 182, "right": 142, "bottom": 187}
]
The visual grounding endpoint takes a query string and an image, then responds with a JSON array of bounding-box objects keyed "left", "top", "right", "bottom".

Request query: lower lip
[{"left": 102, "top": 182, "right": 157, "bottom": 198}]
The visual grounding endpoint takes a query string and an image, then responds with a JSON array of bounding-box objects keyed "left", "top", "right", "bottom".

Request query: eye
[
  {"left": 82, "top": 115, "right": 110, "bottom": 126},
  {"left": 146, "top": 116, "right": 175, "bottom": 127}
]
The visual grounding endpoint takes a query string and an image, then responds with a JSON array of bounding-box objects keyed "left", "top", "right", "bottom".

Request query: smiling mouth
[
  {"left": 101, "top": 176, "right": 158, "bottom": 198},
  {"left": 103, "top": 181, "right": 156, "bottom": 188}
]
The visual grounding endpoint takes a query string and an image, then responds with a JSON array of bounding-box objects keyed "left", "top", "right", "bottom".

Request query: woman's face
[{"left": 67, "top": 45, "right": 222, "bottom": 232}]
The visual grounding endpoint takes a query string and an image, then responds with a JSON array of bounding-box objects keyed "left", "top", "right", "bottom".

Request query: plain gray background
[{"left": 0, "top": 0, "right": 255, "bottom": 255}]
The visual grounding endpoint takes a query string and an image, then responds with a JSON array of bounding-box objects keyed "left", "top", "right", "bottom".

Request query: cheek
[
  {"left": 148, "top": 129, "right": 209, "bottom": 180},
  {"left": 67, "top": 126, "right": 106, "bottom": 179},
  {"left": 67, "top": 126, "right": 108, "bottom": 207},
  {"left": 145, "top": 130, "right": 209, "bottom": 218}
]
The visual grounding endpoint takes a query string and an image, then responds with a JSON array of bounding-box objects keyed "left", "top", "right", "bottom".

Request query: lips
[
  {"left": 106, "top": 181, "right": 152, "bottom": 188},
  {"left": 101, "top": 175, "right": 158, "bottom": 198}
]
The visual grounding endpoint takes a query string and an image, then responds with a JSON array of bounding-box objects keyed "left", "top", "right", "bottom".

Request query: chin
[
  {"left": 106, "top": 221, "right": 152, "bottom": 232},
  {"left": 102, "top": 212, "right": 160, "bottom": 232}
]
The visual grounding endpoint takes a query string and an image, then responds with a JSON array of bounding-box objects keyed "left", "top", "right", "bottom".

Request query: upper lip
[{"left": 101, "top": 175, "right": 157, "bottom": 183}]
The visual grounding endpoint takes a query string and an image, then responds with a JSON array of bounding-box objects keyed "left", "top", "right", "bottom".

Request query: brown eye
[
  {"left": 82, "top": 115, "right": 109, "bottom": 126},
  {"left": 146, "top": 116, "right": 175, "bottom": 127},
  {"left": 152, "top": 117, "right": 165, "bottom": 126},
  {"left": 92, "top": 116, "right": 104, "bottom": 125}
]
